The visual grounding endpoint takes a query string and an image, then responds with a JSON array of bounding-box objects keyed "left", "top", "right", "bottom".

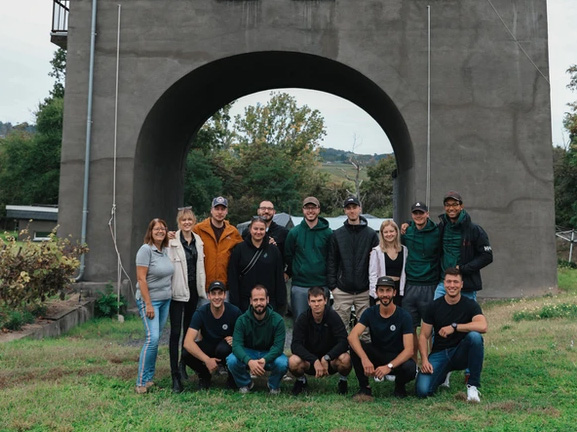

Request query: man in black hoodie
[
  {"left": 435, "top": 191, "right": 493, "bottom": 302},
  {"left": 327, "top": 196, "right": 379, "bottom": 331},
  {"left": 289, "top": 287, "right": 351, "bottom": 395}
]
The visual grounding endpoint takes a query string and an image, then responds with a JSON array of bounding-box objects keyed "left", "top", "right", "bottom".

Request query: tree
[
  {"left": 554, "top": 65, "right": 577, "bottom": 228},
  {"left": 360, "top": 155, "right": 396, "bottom": 217},
  {"left": 0, "top": 50, "right": 65, "bottom": 212},
  {"left": 185, "top": 92, "right": 328, "bottom": 223}
]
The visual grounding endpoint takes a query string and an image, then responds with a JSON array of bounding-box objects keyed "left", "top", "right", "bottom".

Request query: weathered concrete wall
[{"left": 59, "top": 0, "right": 555, "bottom": 298}]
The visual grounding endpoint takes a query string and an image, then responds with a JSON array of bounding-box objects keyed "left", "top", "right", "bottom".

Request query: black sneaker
[
  {"left": 198, "top": 377, "right": 211, "bottom": 391},
  {"left": 291, "top": 378, "right": 308, "bottom": 396},
  {"left": 337, "top": 379, "right": 348, "bottom": 395},
  {"left": 393, "top": 383, "right": 407, "bottom": 399},
  {"left": 352, "top": 386, "right": 373, "bottom": 402}
]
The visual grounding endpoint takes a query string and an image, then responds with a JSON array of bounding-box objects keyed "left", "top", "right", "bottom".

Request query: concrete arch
[{"left": 133, "top": 51, "right": 414, "bottom": 242}]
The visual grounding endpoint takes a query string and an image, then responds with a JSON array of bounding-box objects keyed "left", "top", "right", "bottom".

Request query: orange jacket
[{"left": 193, "top": 218, "right": 242, "bottom": 291}]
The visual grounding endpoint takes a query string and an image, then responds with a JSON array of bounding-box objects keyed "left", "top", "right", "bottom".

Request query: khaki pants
[{"left": 332, "top": 288, "right": 371, "bottom": 340}]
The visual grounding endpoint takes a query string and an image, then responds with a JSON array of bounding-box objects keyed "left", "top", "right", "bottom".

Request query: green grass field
[
  {"left": 318, "top": 162, "right": 369, "bottom": 185},
  {"left": 1, "top": 269, "right": 576, "bottom": 431}
]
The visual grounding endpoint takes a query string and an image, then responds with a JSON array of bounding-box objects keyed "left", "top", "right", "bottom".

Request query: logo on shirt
[
  {"left": 222, "top": 324, "right": 229, "bottom": 330},
  {"left": 390, "top": 324, "right": 396, "bottom": 331}
]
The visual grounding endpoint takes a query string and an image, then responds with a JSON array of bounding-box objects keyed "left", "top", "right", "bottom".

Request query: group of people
[{"left": 133, "top": 190, "right": 493, "bottom": 402}]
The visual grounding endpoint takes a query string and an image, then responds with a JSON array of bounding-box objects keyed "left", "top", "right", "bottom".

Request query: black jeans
[
  {"left": 182, "top": 339, "right": 232, "bottom": 380},
  {"left": 169, "top": 293, "right": 199, "bottom": 374},
  {"left": 350, "top": 341, "right": 416, "bottom": 389}
]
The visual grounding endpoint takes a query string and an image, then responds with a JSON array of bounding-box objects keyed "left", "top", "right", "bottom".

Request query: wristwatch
[
  {"left": 451, "top": 322, "right": 458, "bottom": 331},
  {"left": 323, "top": 355, "right": 331, "bottom": 362},
  {"left": 387, "top": 363, "right": 394, "bottom": 369}
]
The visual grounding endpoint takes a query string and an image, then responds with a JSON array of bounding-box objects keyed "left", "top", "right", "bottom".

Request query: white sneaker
[
  {"left": 267, "top": 383, "right": 281, "bottom": 395},
  {"left": 385, "top": 374, "right": 396, "bottom": 382},
  {"left": 239, "top": 382, "right": 254, "bottom": 394},
  {"left": 467, "top": 384, "right": 481, "bottom": 403},
  {"left": 440, "top": 371, "right": 452, "bottom": 388}
]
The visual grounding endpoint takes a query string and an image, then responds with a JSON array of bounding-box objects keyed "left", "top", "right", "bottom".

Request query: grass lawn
[{"left": 1, "top": 270, "right": 576, "bottom": 431}]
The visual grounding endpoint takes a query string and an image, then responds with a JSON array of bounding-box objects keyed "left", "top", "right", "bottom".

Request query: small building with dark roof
[{"left": 5, "top": 205, "right": 59, "bottom": 241}]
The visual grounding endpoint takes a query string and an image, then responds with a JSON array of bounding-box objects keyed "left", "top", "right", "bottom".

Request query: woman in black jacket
[{"left": 228, "top": 217, "right": 286, "bottom": 313}]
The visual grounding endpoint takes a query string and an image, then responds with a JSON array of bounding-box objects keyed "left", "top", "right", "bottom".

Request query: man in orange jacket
[{"left": 193, "top": 196, "right": 242, "bottom": 297}]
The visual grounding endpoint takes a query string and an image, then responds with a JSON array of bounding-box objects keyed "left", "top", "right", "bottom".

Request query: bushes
[
  {"left": 0, "top": 228, "right": 87, "bottom": 327},
  {"left": 95, "top": 284, "right": 127, "bottom": 318}
]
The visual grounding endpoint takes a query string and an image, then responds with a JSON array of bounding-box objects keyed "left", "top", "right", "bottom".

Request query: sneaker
[
  {"left": 466, "top": 384, "right": 481, "bottom": 403},
  {"left": 292, "top": 378, "right": 308, "bottom": 396},
  {"left": 198, "top": 377, "right": 211, "bottom": 391},
  {"left": 135, "top": 386, "right": 147, "bottom": 394},
  {"left": 393, "top": 384, "right": 407, "bottom": 399},
  {"left": 144, "top": 381, "right": 155, "bottom": 389},
  {"left": 337, "top": 379, "right": 348, "bottom": 395},
  {"left": 218, "top": 364, "right": 228, "bottom": 376},
  {"left": 385, "top": 374, "right": 396, "bottom": 382},
  {"left": 239, "top": 382, "right": 254, "bottom": 394},
  {"left": 352, "top": 387, "right": 373, "bottom": 402},
  {"left": 373, "top": 376, "right": 384, "bottom": 383},
  {"left": 440, "top": 371, "right": 452, "bottom": 388},
  {"left": 267, "top": 382, "right": 281, "bottom": 395}
]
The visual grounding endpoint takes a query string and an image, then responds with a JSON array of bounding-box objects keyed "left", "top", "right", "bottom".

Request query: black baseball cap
[
  {"left": 343, "top": 196, "right": 361, "bottom": 207},
  {"left": 411, "top": 202, "right": 428, "bottom": 213},
  {"left": 208, "top": 280, "right": 226, "bottom": 292},
  {"left": 376, "top": 276, "right": 396, "bottom": 288}
]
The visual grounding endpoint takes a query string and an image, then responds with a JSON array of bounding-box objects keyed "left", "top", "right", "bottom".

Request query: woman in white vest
[
  {"left": 167, "top": 207, "right": 206, "bottom": 393},
  {"left": 368, "top": 220, "right": 407, "bottom": 307}
]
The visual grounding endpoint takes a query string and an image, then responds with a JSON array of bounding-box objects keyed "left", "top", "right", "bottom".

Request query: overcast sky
[{"left": 0, "top": 0, "right": 575, "bottom": 154}]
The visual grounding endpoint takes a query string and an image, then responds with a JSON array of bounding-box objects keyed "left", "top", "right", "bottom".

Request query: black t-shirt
[
  {"left": 423, "top": 296, "right": 483, "bottom": 353},
  {"left": 359, "top": 305, "right": 412, "bottom": 354},
  {"left": 180, "top": 231, "right": 197, "bottom": 286},
  {"left": 189, "top": 302, "right": 242, "bottom": 346}
]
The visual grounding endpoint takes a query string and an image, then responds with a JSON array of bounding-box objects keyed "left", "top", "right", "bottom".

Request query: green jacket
[
  {"left": 401, "top": 218, "right": 440, "bottom": 285},
  {"left": 232, "top": 306, "right": 286, "bottom": 364},
  {"left": 285, "top": 217, "right": 332, "bottom": 287}
]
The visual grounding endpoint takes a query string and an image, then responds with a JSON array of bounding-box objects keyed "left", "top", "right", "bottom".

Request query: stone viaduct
[{"left": 57, "top": 0, "right": 556, "bottom": 298}]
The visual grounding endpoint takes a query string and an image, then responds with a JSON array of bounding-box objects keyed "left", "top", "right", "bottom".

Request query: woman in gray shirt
[{"left": 135, "top": 218, "right": 174, "bottom": 394}]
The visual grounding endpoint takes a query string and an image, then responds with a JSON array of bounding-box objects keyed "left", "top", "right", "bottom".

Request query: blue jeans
[
  {"left": 226, "top": 349, "right": 289, "bottom": 390},
  {"left": 434, "top": 282, "right": 477, "bottom": 301},
  {"left": 136, "top": 297, "right": 171, "bottom": 387},
  {"left": 416, "top": 331, "right": 484, "bottom": 397}
]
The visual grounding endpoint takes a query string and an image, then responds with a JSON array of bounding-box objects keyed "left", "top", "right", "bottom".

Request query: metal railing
[
  {"left": 51, "top": 0, "right": 70, "bottom": 48},
  {"left": 52, "top": 0, "right": 70, "bottom": 33}
]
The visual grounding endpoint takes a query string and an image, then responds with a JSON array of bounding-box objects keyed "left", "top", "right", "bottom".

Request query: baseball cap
[
  {"left": 411, "top": 202, "right": 428, "bottom": 213},
  {"left": 443, "top": 191, "right": 462, "bottom": 203},
  {"left": 343, "top": 196, "right": 361, "bottom": 207},
  {"left": 376, "top": 276, "right": 396, "bottom": 288},
  {"left": 208, "top": 280, "right": 226, "bottom": 292},
  {"left": 212, "top": 196, "right": 228, "bottom": 208},
  {"left": 303, "top": 196, "right": 320, "bottom": 207}
]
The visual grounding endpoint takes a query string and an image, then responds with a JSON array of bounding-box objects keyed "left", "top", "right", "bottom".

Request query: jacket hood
[
  {"left": 246, "top": 304, "right": 274, "bottom": 324},
  {"left": 300, "top": 216, "right": 330, "bottom": 231},
  {"left": 344, "top": 215, "right": 369, "bottom": 228},
  {"left": 439, "top": 209, "right": 469, "bottom": 226}
]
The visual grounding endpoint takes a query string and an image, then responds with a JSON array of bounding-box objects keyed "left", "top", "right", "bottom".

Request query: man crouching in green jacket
[{"left": 227, "top": 285, "right": 288, "bottom": 394}]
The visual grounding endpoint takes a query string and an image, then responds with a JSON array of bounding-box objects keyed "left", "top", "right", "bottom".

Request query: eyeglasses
[
  {"left": 153, "top": 228, "right": 167, "bottom": 232},
  {"left": 444, "top": 202, "right": 461, "bottom": 208},
  {"left": 258, "top": 207, "right": 274, "bottom": 211},
  {"left": 303, "top": 205, "right": 319, "bottom": 210},
  {"left": 177, "top": 206, "right": 192, "bottom": 211}
]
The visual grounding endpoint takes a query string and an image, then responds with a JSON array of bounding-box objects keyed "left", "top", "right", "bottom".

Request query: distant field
[{"left": 319, "top": 162, "right": 370, "bottom": 185}]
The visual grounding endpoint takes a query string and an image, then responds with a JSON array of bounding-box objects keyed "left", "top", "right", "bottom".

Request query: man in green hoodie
[
  {"left": 401, "top": 201, "right": 441, "bottom": 361},
  {"left": 285, "top": 196, "right": 333, "bottom": 321},
  {"left": 226, "top": 285, "right": 288, "bottom": 394}
]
